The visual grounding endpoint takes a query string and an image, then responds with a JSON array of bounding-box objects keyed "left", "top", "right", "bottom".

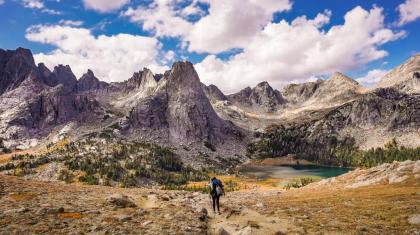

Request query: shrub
[
  {"left": 79, "top": 174, "right": 99, "bottom": 185},
  {"left": 58, "top": 169, "right": 74, "bottom": 183},
  {"left": 284, "top": 177, "right": 315, "bottom": 190}
]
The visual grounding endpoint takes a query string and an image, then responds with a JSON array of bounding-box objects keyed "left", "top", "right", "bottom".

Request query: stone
[
  {"left": 161, "top": 194, "right": 170, "bottom": 201},
  {"left": 237, "top": 226, "right": 252, "bottom": 235},
  {"left": 142, "top": 220, "right": 153, "bottom": 226},
  {"left": 115, "top": 215, "right": 132, "bottom": 222},
  {"left": 108, "top": 194, "right": 137, "bottom": 208},
  {"left": 217, "top": 227, "right": 230, "bottom": 235},
  {"left": 199, "top": 208, "right": 208, "bottom": 221},
  {"left": 4, "top": 207, "right": 29, "bottom": 214},
  {"left": 255, "top": 203, "right": 263, "bottom": 208},
  {"left": 408, "top": 214, "right": 420, "bottom": 225}
]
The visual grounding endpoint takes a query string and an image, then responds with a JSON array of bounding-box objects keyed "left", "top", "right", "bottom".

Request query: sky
[{"left": 0, "top": 0, "right": 419, "bottom": 93}]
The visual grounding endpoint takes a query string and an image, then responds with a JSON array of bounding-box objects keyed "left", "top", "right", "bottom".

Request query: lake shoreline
[{"left": 241, "top": 156, "right": 355, "bottom": 169}]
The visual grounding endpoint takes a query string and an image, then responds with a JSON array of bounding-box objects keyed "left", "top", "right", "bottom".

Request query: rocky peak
[
  {"left": 77, "top": 69, "right": 107, "bottom": 92},
  {"left": 140, "top": 68, "right": 157, "bottom": 88},
  {"left": 328, "top": 72, "right": 359, "bottom": 86},
  {"left": 377, "top": 54, "right": 420, "bottom": 93},
  {"left": 165, "top": 61, "right": 230, "bottom": 143},
  {"left": 0, "top": 47, "right": 36, "bottom": 68},
  {"left": 0, "top": 47, "right": 37, "bottom": 95},
  {"left": 51, "top": 65, "right": 77, "bottom": 91},
  {"left": 228, "top": 87, "right": 252, "bottom": 101},
  {"left": 228, "top": 82, "right": 285, "bottom": 112},
  {"left": 126, "top": 61, "right": 241, "bottom": 145},
  {"left": 38, "top": 63, "right": 51, "bottom": 77},
  {"left": 202, "top": 84, "right": 227, "bottom": 102},
  {"left": 167, "top": 61, "right": 201, "bottom": 87},
  {"left": 281, "top": 80, "right": 322, "bottom": 104}
]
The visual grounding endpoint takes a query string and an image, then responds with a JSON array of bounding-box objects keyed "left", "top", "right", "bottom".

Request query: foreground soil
[{"left": 1, "top": 161, "right": 419, "bottom": 234}]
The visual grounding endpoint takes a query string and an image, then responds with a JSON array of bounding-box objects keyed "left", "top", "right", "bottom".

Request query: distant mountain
[
  {"left": 0, "top": 48, "right": 248, "bottom": 167},
  {"left": 377, "top": 54, "right": 420, "bottom": 94},
  {"left": 0, "top": 48, "right": 105, "bottom": 149},
  {"left": 0, "top": 47, "right": 36, "bottom": 95},
  {"left": 227, "top": 81, "right": 286, "bottom": 112},
  {"left": 282, "top": 72, "right": 363, "bottom": 107},
  {"left": 202, "top": 84, "right": 227, "bottom": 103},
  {"left": 77, "top": 69, "right": 108, "bottom": 92},
  {"left": 0, "top": 47, "right": 418, "bottom": 167}
]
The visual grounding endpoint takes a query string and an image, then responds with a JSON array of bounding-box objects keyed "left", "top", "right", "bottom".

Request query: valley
[
  {"left": 1, "top": 160, "right": 419, "bottom": 234},
  {"left": 0, "top": 47, "right": 419, "bottom": 234}
]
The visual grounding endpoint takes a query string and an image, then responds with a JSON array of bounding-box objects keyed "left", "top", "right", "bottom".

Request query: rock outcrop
[
  {"left": 282, "top": 72, "right": 362, "bottom": 107},
  {"left": 77, "top": 69, "right": 108, "bottom": 92},
  {"left": 0, "top": 47, "right": 36, "bottom": 95},
  {"left": 0, "top": 48, "right": 105, "bottom": 149},
  {"left": 126, "top": 62, "right": 245, "bottom": 146},
  {"left": 377, "top": 54, "right": 420, "bottom": 94},
  {"left": 202, "top": 84, "right": 227, "bottom": 102},
  {"left": 228, "top": 81, "right": 285, "bottom": 112}
]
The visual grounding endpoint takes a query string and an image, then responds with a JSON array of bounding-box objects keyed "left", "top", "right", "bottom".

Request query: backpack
[
  {"left": 210, "top": 179, "right": 223, "bottom": 196},
  {"left": 215, "top": 185, "right": 223, "bottom": 196}
]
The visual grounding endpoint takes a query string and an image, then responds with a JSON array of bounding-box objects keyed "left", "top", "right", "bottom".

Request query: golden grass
[
  {"left": 267, "top": 183, "right": 420, "bottom": 233},
  {"left": 58, "top": 212, "right": 84, "bottom": 219},
  {"left": 46, "top": 137, "right": 70, "bottom": 153},
  {"left": 8, "top": 192, "right": 36, "bottom": 202},
  {"left": 0, "top": 155, "right": 11, "bottom": 164},
  {"left": 187, "top": 174, "right": 321, "bottom": 192}
]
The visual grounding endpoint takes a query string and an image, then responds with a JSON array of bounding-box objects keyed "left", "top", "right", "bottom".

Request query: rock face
[
  {"left": 0, "top": 47, "right": 36, "bottom": 95},
  {"left": 77, "top": 69, "right": 108, "bottom": 92},
  {"left": 0, "top": 48, "right": 105, "bottom": 148},
  {"left": 228, "top": 81, "right": 285, "bottom": 112},
  {"left": 317, "top": 87, "right": 419, "bottom": 130},
  {"left": 377, "top": 54, "right": 420, "bottom": 94},
  {"left": 0, "top": 47, "right": 418, "bottom": 162},
  {"left": 282, "top": 72, "right": 362, "bottom": 107},
  {"left": 126, "top": 62, "right": 244, "bottom": 146},
  {"left": 0, "top": 48, "right": 248, "bottom": 165},
  {"left": 202, "top": 84, "right": 227, "bottom": 102}
]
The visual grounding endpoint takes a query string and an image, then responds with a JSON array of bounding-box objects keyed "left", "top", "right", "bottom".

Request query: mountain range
[{"left": 0, "top": 47, "right": 419, "bottom": 167}]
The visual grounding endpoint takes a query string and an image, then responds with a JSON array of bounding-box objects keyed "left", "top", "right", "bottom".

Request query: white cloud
[
  {"left": 356, "top": 69, "right": 389, "bottom": 86},
  {"left": 195, "top": 6, "right": 405, "bottom": 93},
  {"left": 123, "top": 0, "right": 194, "bottom": 38},
  {"left": 22, "top": 0, "right": 44, "bottom": 9},
  {"left": 83, "top": 0, "right": 130, "bottom": 13},
  {"left": 186, "top": 0, "right": 292, "bottom": 53},
  {"left": 41, "top": 8, "right": 62, "bottom": 15},
  {"left": 0, "top": 0, "right": 5, "bottom": 5},
  {"left": 25, "top": 25, "right": 168, "bottom": 82},
  {"left": 397, "top": 0, "right": 420, "bottom": 26},
  {"left": 123, "top": 0, "right": 291, "bottom": 53},
  {"left": 21, "top": 0, "right": 62, "bottom": 14},
  {"left": 58, "top": 20, "right": 83, "bottom": 26}
]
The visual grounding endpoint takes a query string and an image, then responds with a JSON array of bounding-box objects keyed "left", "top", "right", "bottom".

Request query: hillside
[{"left": 1, "top": 160, "right": 418, "bottom": 234}]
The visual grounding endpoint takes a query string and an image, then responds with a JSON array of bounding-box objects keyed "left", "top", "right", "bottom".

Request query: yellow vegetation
[
  {"left": 58, "top": 212, "right": 84, "bottom": 219},
  {"left": 267, "top": 183, "right": 420, "bottom": 233},
  {"left": 8, "top": 192, "right": 36, "bottom": 201}
]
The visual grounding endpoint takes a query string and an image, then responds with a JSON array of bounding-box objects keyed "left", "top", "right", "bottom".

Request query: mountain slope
[
  {"left": 377, "top": 54, "right": 420, "bottom": 94},
  {"left": 0, "top": 49, "right": 249, "bottom": 167},
  {"left": 227, "top": 81, "right": 286, "bottom": 112}
]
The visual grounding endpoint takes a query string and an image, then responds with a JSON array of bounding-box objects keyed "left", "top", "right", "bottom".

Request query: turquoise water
[{"left": 239, "top": 164, "right": 351, "bottom": 180}]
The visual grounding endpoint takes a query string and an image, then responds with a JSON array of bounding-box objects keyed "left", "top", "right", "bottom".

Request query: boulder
[{"left": 108, "top": 194, "right": 137, "bottom": 208}]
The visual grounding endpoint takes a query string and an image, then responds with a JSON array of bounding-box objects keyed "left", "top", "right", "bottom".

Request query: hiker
[{"left": 209, "top": 177, "right": 224, "bottom": 214}]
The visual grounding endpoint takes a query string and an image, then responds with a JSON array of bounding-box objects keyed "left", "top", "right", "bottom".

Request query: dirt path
[{"left": 192, "top": 190, "right": 302, "bottom": 235}]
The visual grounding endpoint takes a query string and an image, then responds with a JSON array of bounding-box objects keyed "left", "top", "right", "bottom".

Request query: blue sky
[{"left": 0, "top": 0, "right": 419, "bottom": 93}]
